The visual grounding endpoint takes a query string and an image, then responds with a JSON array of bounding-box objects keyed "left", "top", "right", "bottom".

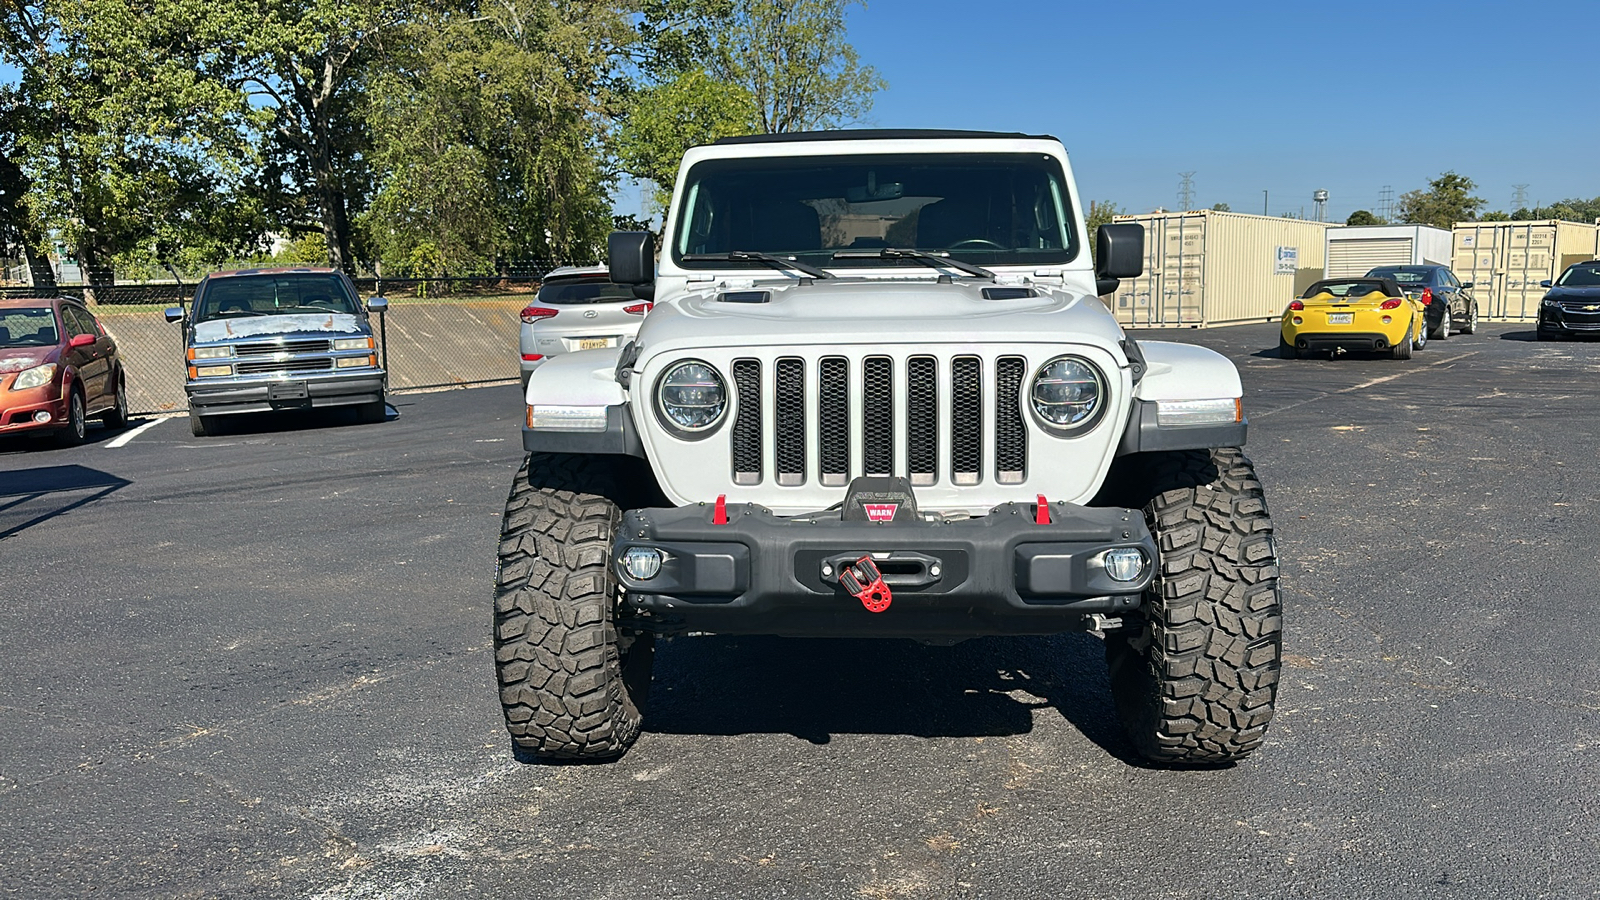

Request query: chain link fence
[{"left": 3, "top": 270, "right": 570, "bottom": 415}]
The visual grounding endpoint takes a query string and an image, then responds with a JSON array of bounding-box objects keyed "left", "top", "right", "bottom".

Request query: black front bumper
[
  {"left": 615, "top": 501, "right": 1155, "bottom": 639},
  {"left": 1539, "top": 310, "right": 1600, "bottom": 336}
]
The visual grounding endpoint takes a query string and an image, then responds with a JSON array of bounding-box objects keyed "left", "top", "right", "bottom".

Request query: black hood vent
[
  {"left": 981, "top": 287, "right": 1036, "bottom": 300},
  {"left": 719, "top": 290, "right": 771, "bottom": 304}
]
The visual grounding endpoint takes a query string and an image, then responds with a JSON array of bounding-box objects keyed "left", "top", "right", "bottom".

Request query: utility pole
[
  {"left": 1178, "top": 172, "right": 1196, "bottom": 211},
  {"left": 1262, "top": 190, "right": 1268, "bottom": 216}
]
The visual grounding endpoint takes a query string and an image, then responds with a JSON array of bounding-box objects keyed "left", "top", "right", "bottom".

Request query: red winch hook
[{"left": 839, "top": 555, "right": 892, "bottom": 613}]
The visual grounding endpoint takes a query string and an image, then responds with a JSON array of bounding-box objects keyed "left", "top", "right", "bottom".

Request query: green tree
[
  {"left": 1085, "top": 200, "right": 1122, "bottom": 262},
  {"left": 1478, "top": 210, "right": 1511, "bottom": 222},
  {"left": 1211, "top": 202, "right": 1230, "bottom": 212},
  {"left": 615, "top": 68, "right": 758, "bottom": 211},
  {"left": 712, "top": 0, "right": 885, "bottom": 135},
  {"left": 1518, "top": 196, "right": 1600, "bottom": 223},
  {"left": 1345, "top": 209, "right": 1383, "bottom": 226},
  {"left": 1397, "top": 172, "right": 1484, "bottom": 228}
]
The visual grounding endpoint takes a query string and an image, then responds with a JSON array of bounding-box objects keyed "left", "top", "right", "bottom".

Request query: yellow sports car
[{"left": 1279, "top": 277, "right": 1429, "bottom": 360}]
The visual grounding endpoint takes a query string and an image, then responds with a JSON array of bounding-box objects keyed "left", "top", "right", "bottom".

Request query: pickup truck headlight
[
  {"left": 656, "top": 360, "right": 727, "bottom": 435},
  {"left": 333, "top": 337, "right": 374, "bottom": 351},
  {"left": 11, "top": 363, "right": 56, "bottom": 390},
  {"left": 1030, "top": 356, "right": 1104, "bottom": 433},
  {"left": 189, "top": 345, "right": 232, "bottom": 360}
]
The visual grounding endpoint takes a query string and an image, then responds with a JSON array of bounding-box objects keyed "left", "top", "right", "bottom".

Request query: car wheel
[
  {"left": 1461, "top": 303, "right": 1478, "bottom": 335},
  {"left": 493, "top": 452, "right": 655, "bottom": 761},
  {"left": 1391, "top": 321, "right": 1414, "bottom": 359},
  {"left": 1103, "top": 447, "right": 1282, "bottom": 765},
  {"left": 1277, "top": 335, "right": 1297, "bottom": 359},
  {"left": 102, "top": 377, "right": 130, "bottom": 430},
  {"left": 56, "top": 389, "right": 87, "bottom": 446},
  {"left": 189, "top": 412, "right": 217, "bottom": 437},
  {"left": 1432, "top": 309, "right": 1451, "bottom": 340},
  {"left": 356, "top": 400, "right": 387, "bottom": 424},
  {"left": 1412, "top": 315, "right": 1428, "bottom": 351}
]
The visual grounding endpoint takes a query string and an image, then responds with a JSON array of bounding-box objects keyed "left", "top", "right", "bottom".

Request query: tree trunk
[{"left": 24, "top": 244, "right": 55, "bottom": 289}]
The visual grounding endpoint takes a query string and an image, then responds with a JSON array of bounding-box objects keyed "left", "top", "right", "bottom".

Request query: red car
[{"left": 0, "top": 296, "right": 129, "bottom": 445}]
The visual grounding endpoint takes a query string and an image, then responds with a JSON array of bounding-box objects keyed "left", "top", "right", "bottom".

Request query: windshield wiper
[
  {"left": 831, "top": 248, "right": 995, "bottom": 280},
  {"left": 681, "top": 251, "right": 833, "bottom": 279}
]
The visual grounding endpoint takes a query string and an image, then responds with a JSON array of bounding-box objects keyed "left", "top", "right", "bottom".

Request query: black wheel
[
  {"left": 1390, "top": 321, "right": 1414, "bottom": 359},
  {"left": 1460, "top": 303, "right": 1478, "bottom": 335},
  {"left": 1431, "top": 308, "right": 1451, "bottom": 340},
  {"left": 356, "top": 400, "right": 387, "bottom": 424},
  {"left": 102, "top": 376, "right": 129, "bottom": 430},
  {"left": 1277, "top": 335, "right": 1296, "bottom": 359},
  {"left": 189, "top": 412, "right": 216, "bottom": 437},
  {"left": 55, "top": 389, "right": 87, "bottom": 446},
  {"left": 1103, "top": 448, "right": 1282, "bottom": 765},
  {"left": 493, "top": 452, "right": 655, "bottom": 761}
]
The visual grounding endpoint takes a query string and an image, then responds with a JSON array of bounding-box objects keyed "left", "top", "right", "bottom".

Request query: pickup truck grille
[
  {"left": 234, "top": 338, "right": 332, "bottom": 356},
  {"left": 729, "top": 353, "right": 1028, "bottom": 487},
  {"left": 236, "top": 358, "right": 335, "bottom": 375}
]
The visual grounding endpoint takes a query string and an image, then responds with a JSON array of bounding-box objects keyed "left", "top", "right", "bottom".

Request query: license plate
[
  {"left": 577, "top": 337, "right": 613, "bottom": 350},
  {"left": 267, "top": 381, "right": 309, "bottom": 400},
  {"left": 1327, "top": 313, "right": 1353, "bottom": 325}
]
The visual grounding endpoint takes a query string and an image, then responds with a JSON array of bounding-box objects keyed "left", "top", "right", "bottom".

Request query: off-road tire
[
  {"left": 55, "top": 388, "right": 87, "bottom": 446},
  {"left": 1390, "top": 321, "right": 1414, "bottom": 359},
  {"left": 493, "top": 452, "right": 655, "bottom": 760},
  {"left": 189, "top": 412, "right": 215, "bottom": 437},
  {"left": 102, "top": 376, "right": 129, "bottom": 430},
  {"left": 1103, "top": 448, "right": 1282, "bottom": 765}
]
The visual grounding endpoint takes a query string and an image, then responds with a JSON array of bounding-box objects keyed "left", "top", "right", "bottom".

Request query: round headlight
[
  {"left": 656, "top": 360, "right": 727, "bottom": 435},
  {"left": 1031, "top": 356, "right": 1105, "bottom": 432}
]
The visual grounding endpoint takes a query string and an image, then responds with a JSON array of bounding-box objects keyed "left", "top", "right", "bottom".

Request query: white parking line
[{"left": 105, "top": 416, "right": 171, "bottom": 448}]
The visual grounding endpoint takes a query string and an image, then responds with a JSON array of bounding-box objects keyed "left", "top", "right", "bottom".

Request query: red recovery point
[{"left": 839, "top": 555, "right": 892, "bottom": 613}]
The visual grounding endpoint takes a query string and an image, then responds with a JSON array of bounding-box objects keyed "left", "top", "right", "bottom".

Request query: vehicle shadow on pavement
[
  {"left": 1497, "top": 330, "right": 1540, "bottom": 341},
  {"left": 196, "top": 404, "right": 396, "bottom": 437},
  {"left": 645, "top": 632, "right": 1145, "bottom": 764},
  {"left": 0, "top": 464, "right": 130, "bottom": 541}
]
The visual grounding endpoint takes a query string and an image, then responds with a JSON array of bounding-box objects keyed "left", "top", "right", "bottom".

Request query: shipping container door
[
  {"left": 1326, "top": 238, "right": 1414, "bottom": 278},
  {"left": 1453, "top": 225, "right": 1504, "bottom": 318},
  {"left": 1161, "top": 216, "right": 1204, "bottom": 324}
]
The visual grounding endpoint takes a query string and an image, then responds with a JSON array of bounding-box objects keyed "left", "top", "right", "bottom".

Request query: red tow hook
[
  {"left": 839, "top": 555, "right": 892, "bottom": 613},
  {"left": 712, "top": 494, "right": 728, "bottom": 524},
  {"left": 1035, "top": 494, "right": 1051, "bottom": 525}
]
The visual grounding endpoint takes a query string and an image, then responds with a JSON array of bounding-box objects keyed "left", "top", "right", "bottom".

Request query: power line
[{"left": 1178, "top": 172, "right": 1196, "bottom": 211}]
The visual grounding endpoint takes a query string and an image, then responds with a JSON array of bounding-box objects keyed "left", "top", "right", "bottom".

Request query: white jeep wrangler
[{"left": 493, "top": 130, "right": 1281, "bottom": 765}]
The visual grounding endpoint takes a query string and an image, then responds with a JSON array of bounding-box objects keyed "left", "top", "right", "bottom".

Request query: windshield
[
  {"left": 1367, "top": 268, "right": 1431, "bottom": 285},
  {"left": 193, "top": 274, "right": 360, "bottom": 322},
  {"left": 1557, "top": 265, "right": 1600, "bottom": 287},
  {"left": 1304, "top": 280, "right": 1393, "bottom": 299},
  {"left": 538, "top": 279, "right": 635, "bottom": 304},
  {"left": 0, "top": 307, "right": 60, "bottom": 347},
  {"left": 673, "top": 153, "right": 1077, "bottom": 270}
]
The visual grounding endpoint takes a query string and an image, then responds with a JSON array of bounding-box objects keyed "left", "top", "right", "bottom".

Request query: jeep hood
[
  {"left": 637, "top": 279, "right": 1125, "bottom": 361},
  {"left": 192, "top": 312, "right": 366, "bottom": 344}
]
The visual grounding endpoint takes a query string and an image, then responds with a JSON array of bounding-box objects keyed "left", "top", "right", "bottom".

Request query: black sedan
[
  {"left": 1365, "top": 264, "right": 1479, "bottom": 339},
  {"left": 1537, "top": 260, "right": 1600, "bottom": 340}
]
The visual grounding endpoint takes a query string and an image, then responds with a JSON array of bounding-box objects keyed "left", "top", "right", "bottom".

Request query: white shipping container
[
  {"left": 1325, "top": 225, "right": 1453, "bottom": 278},
  {"left": 1451, "top": 220, "right": 1600, "bottom": 320},
  {"left": 1109, "top": 210, "right": 1330, "bottom": 327}
]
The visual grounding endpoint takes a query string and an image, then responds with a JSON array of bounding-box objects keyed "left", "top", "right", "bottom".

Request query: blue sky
[{"left": 843, "top": 0, "right": 1597, "bottom": 222}]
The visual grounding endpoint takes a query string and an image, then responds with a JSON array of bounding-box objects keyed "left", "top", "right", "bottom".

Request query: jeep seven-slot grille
[{"left": 728, "top": 354, "right": 1025, "bottom": 488}]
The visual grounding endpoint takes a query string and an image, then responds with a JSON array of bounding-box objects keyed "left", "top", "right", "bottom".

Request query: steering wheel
[{"left": 948, "top": 238, "right": 1005, "bottom": 250}]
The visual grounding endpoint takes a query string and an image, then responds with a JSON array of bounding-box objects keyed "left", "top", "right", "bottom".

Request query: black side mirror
[
  {"left": 1460, "top": 282, "right": 1474, "bottom": 289},
  {"left": 1095, "top": 223, "right": 1144, "bottom": 295},
  {"left": 1539, "top": 280, "right": 1552, "bottom": 288},
  {"left": 608, "top": 231, "right": 655, "bottom": 286},
  {"left": 164, "top": 307, "right": 184, "bottom": 323}
]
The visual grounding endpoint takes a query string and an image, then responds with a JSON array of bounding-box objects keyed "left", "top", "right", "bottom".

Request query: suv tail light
[
  {"left": 520, "top": 306, "right": 558, "bottom": 324},
  {"left": 1288, "top": 300, "right": 1304, "bottom": 311},
  {"left": 1380, "top": 298, "right": 1403, "bottom": 310},
  {"left": 624, "top": 302, "right": 653, "bottom": 316},
  {"left": 1420, "top": 287, "right": 1433, "bottom": 306}
]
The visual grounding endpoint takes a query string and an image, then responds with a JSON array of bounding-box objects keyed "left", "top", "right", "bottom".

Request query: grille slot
[
  {"left": 906, "top": 356, "right": 938, "bottom": 485},
  {"left": 995, "top": 357, "right": 1027, "bottom": 483},
  {"left": 731, "top": 360, "right": 763, "bottom": 484},
  {"left": 862, "top": 357, "right": 894, "bottom": 477},
  {"left": 235, "top": 358, "right": 334, "bottom": 375},
  {"left": 774, "top": 358, "right": 806, "bottom": 485},
  {"left": 818, "top": 357, "right": 850, "bottom": 486},
  {"left": 234, "top": 339, "right": 332, "bottom": 356},
  {"left": 950, "top": 356, "right": 983, "bottom": 484}
]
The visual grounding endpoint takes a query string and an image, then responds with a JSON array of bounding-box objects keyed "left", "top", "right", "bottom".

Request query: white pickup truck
[{"left": 493, "top": 130, "right": 1281, "bottom": 766}]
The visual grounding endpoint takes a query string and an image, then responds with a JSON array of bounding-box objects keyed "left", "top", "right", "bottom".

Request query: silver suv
[{"left": 518, "top": 266, "right": 650, "bottom": 391}]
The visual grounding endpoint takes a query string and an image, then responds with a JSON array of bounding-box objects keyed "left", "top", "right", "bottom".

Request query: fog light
[
  {"left": 620, "top": 547, "right": 663, "bottom": 581},
  {"left": 1292, "top": 316, "right": 1302, "bottom": 325},
  {"left": 1382, "top": 315, "right": 1392, "bottom": 324},
  {"left": 33, "top": 410, "right": 51, "bottom": 424},
  {"left": 1102, "top": 548, "right": 1147, "bottom": 583}
]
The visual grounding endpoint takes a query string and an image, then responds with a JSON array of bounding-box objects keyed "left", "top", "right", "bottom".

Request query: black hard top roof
[
  {"left": 1304, "top": 277, "right": 1404, "bottom": 297},
  {"left": 713, "top": 129, "right": 1061, "bottom": 146}
]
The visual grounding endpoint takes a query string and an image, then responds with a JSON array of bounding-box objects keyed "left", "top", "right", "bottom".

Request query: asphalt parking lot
[{"left": 2, "top": 322, "right": 1597, "bottom": 899}]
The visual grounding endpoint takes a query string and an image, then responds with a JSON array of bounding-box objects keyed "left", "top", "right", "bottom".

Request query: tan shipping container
[
  {"left": 1109, "top": 210, "right": 1330, "bottom": 328},
  {"left": 1451, "top": 220, "right": 1600, "bottom": 320}
]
